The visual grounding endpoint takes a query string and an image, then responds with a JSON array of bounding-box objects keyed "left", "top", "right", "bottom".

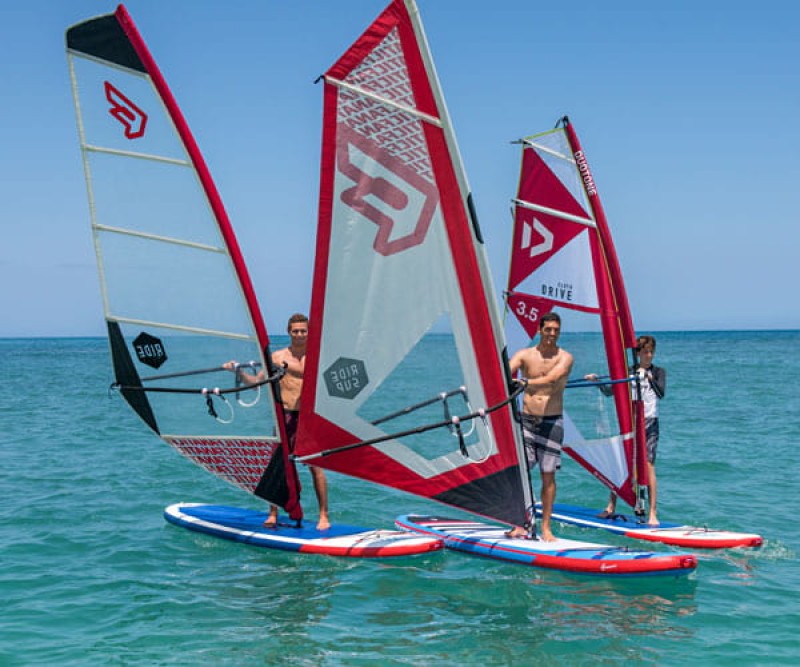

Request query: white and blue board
[
  {"left": 165, "top": 504, "right": 443, "bottom": 558},
  {"left": 396, "top": 514, "right": 698, "bottom": 577},
  {"left": 545, "top": 503, "right": 763, "bottom": 549}
]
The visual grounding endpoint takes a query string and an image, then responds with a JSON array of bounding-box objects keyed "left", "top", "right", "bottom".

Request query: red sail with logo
[{"left": 294, "top": 0, "right": 533, "bottom": 528}]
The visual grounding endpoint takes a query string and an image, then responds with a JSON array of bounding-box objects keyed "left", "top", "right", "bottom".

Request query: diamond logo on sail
[
  {"left": 132, "top": 331, "right": 167, "bottom": 369},
  {"left": 522, "top": 217, "right": 554, "bottom": 258}
]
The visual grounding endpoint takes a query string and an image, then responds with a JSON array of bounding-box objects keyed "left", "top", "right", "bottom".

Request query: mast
[{"left": 560, "top": 117, "right": 648, "bottom": 504}]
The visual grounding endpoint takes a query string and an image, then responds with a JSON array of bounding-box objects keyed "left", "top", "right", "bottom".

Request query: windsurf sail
[
  {"left": 66, "top": 5, "right": 302, "bottom": 519},
  {"left": 294, "top": 0, "right": 533, "bottom": 528},
  {"left": 504, "top": 117, "right": 647, "bottom": 508}
]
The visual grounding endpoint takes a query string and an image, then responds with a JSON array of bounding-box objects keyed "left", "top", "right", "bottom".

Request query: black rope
[
  {"left": 111, "top": 364, "right": 285, "bottom": 396},
  {"left": 205, "top": 393, "right": 218, "bottom": 419},
  {"left": 371, "top": 387, "right": 466, "bottom": 426},
  {"left": 566, "top": 376, "right": 634, "bottom": 389},
  {"left": 453, "top": 418, "right": 468, "bottom": 457},
  {"left": 139, "top": 362, "right": 260, "bottom": 382}
]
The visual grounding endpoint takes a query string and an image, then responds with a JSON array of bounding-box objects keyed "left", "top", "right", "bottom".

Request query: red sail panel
[
  {"left": 67, "top": 5, "right": 301, "bottom": 519},
  {"left": 295, "top": 0, "right": 532, "bottom": 527}
]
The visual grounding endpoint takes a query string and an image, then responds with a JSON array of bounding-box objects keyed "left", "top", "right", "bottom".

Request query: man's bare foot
[
  {"left": 647, "top": 515, "right": 659, "bottom": 526},
  {"left": 316, "top": 515, "right": 331, "bottom": 531},
  {"left": 504, "top": 526, "right": 528, "bottom": 539},
  {"left": 263, "top": 513, "right": 278, "bottom": 529},
  {"left": 540, "top": 528, "right": 556, "bottom": 542}
]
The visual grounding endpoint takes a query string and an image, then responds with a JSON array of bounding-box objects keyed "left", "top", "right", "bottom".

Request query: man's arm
[
  {"left": 650, "top": 366, "right": 666, "bottom": 399},
  {"left": 527, "top": 352, "right": 573, "bottom": 388},
  {"left": 508, "top": 350, "right": 524, "bottom": 377}
]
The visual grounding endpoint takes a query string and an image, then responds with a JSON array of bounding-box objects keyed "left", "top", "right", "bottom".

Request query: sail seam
[{"left": 107, "top": 315, "right": 255, "bottom": 340}]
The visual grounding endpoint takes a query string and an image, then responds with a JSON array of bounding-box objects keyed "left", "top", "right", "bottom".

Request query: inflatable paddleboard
[
  {"left": 396, "top": 514, "right": 697, "bottom": 577},
  {"left": 165, "top": 504, "right": 443, "bottom": 557},
  {"left": 544, "top": 503, "right": 763, "bottom": 549}
]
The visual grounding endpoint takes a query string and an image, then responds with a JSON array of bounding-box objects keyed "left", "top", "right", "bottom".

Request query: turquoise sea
[{"left": 2, "top": 331, "right": 797, "bottom": 666}]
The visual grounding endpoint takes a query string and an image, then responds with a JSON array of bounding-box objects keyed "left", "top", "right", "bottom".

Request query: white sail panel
[{"left": 66, "top": 7, "right": 301, "bottom": 517}]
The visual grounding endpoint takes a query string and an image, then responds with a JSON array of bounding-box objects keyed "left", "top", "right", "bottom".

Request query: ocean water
[{"left": 1, "top": 332, "right": 797, "bottom": 666}]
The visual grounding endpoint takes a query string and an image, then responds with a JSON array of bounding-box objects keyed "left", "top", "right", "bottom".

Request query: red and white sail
[
  {"left": 295, "top": 0, "right": 532, "bottom": 527},
  {"left": 505, "top": 118, "right": 647, "bottom": 507},
  {"left": 66, "top": 5, "right": 301, "bottom": 519}
]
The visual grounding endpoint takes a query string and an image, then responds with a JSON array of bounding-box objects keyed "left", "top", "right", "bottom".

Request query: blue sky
[{"left": 1, "top": 0, "right": 798, "bottom": 337}]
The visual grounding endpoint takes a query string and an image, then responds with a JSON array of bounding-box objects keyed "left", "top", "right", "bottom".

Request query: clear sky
[{"left": 2, "top": 0, "right": 798, "bottom": 337}]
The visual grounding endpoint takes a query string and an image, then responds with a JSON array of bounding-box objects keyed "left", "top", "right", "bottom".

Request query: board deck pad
[
  {"left": 546, "top": 503, "right": 763, "bottom": 549},
  {"left": 396, "top": 514, "right": 698, "bottom": 577},
  {"left": 165, "top": 504, "right": 443, "bottom": 557}
]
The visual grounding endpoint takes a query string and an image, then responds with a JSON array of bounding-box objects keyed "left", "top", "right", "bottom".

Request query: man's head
[
  {"left": 287, "top": 313, "right": 308, "bottom": 332},
  {"left": 539, "top": 312, "right": 561, "bottom": 331},
  {"left": 538, "top": 312, "right": 561, "bottom": 345},
  {"left": 287, "top": 313, "right": 309, "bottom": 344},
  {"left": 636, "top": 335, "right": 656, "bottom": 353}
]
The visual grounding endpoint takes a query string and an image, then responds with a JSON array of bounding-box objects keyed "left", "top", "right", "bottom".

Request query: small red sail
[{"left": 505, "top": 119, "right": 646, "bottom": 507}]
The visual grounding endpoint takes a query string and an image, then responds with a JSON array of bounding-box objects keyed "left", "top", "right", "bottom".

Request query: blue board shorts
[{"left": 521, "top": 413, "right": 564, "bottom": 474}]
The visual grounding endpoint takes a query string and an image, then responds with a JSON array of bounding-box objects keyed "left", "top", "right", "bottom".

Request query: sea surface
[{"left": 1, "top": 331, "right": 797, "bottom": 666}]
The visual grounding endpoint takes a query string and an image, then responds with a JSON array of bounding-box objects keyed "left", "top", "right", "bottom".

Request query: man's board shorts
[
  {"left": 521, "top": 413, "right": 564, "bottom": 474},
  {"left": 645, "top": 417, "right": 659, "bottom": 464}
]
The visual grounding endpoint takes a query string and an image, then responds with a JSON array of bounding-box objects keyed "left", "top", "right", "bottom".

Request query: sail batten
[
  {"left": 85, "top": 143, "right": 193, "bottom": 166},
  {"left": 324, "top": 76, "right": 444, "bottom": 127},
  {"left": 512, "top": 199, "right": 597, "bottom": 228},
  {"left": 106, "top": 315, "right": 257, "bottom": 341},
  {"left": 94, "top": 224, "right": 226, "bottom": 252}
]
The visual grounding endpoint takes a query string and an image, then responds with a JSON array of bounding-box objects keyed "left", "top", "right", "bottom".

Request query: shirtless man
[
  {"left": 226, "top": 313, "right": 330, "bottom": 530},
  {"left": 507, "top": 312, "right": 573, "bottom": 541}
]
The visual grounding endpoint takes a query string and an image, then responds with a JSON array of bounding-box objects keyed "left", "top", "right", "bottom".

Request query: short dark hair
[
  {"left": 287, "top": 313, "right": 308, "bottom": 332},
  {"left": 637, "top": 334, "right": 656, "bottom": 352},
  {"left": 539, "top": 312, "right": 561, "bottom": 329}
]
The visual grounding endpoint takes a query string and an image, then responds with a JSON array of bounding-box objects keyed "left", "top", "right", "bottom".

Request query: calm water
[{"left": 1, "top": 332, "right": 797, "bottom": 666}]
